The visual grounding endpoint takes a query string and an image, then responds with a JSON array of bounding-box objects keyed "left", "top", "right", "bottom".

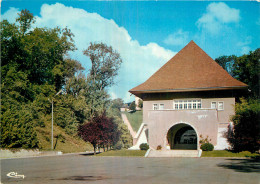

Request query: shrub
[
  {"left": 129, "top": 101, "right": 136, "bottom": 111},
  {"left": 201, "top": 143, "right": 214, "bottom": 151},
  {"left": 229, "top": 98, "right": 260, "bottom": 153},
  {"left": 157, "top": 145, "right": 162, "bottom": 150},
  {"left": 114, "top": 141, "right": 123, "bottom": 150},
  {"left": 139, "top": 143, "right": 149, "bottom": 150}
]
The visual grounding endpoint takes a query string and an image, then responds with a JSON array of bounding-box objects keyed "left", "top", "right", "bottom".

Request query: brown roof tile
[{"left": 129, "top": 41, "right": 247, "bottom": 94}]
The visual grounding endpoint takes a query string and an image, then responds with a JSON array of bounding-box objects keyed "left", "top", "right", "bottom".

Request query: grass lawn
[
  {"left": 122, "top": 111, "right": 143, "bottom": 132},
  {"left": 202, "top": 150, "right": 260, "bottom": 158},
  {"left": 95, "top": 150, "right": 146, "bottom": 157}
]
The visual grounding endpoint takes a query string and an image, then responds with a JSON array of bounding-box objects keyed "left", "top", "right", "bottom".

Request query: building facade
[{"left": 129, "top": 41, "right": 247, "bottom": 151}]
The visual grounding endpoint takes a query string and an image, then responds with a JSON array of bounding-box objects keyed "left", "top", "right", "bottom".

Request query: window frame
[
  {"left": 159, "top": 104, "right": 164, "bottom": 110},
  {"left": 153, "top": 104, "right": 158, "bottom": 110},
  {"left": 173, "top": 99, "right": 201, "bottom": 110},
  {"left": 211, "top": 101, "right": 217, "bottom": 109},
  {"left": 218, "top": 101, "right": 224, "bottom": 110}
]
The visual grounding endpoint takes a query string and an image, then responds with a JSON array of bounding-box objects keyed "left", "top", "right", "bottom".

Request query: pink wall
[
  {"left": 141, "top": 94, "right": 236, "bottom": 150},
  {"left": 147, "top": 109, "right": 218, "bottom": 150}
]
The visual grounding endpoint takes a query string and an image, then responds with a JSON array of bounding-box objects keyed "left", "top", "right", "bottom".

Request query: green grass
[
  {"left": 95, "top": 150, "right": 146, "bottom": 157},
  {"left": 122, "top": 111, "right": 143, "bottom": 132},
  {"left": 36, "top": 118, "right": 92, "bottom": 153},
  {"left": 202, "top": 150, "right": 260, "bottom": 158}
]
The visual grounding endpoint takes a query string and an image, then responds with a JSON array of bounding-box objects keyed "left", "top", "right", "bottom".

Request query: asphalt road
[{"left": 1, "top": 154, "right": 259, "bottom": 184}]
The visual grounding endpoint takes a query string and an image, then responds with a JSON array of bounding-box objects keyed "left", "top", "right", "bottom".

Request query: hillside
[
  {"left": 122, "top": 111, "right": 143, "bottom": 132},
  {"left": 36, "top": 115, "right": 92, "bottom": 153}
]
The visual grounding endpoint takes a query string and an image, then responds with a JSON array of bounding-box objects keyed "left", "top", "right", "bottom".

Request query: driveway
[{"left": 1, "top": 154, "right": 259, "bottom": 184}]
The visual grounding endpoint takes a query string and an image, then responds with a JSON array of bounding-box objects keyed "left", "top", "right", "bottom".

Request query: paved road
[
  {"left": 121, "top": 113, "right": 136, "bottom": 137},
  {"left": 1, "top": 154, "right": 259, "bottom": 184}
]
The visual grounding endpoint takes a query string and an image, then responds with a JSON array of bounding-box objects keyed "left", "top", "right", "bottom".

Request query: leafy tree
[
  {"left": 78, "top": 112, "right": 120, "bottom": 154},
  {"left": 228, "top": 98, "right": 260, "bottom": 152},
  {"left": 129, "top": 101, "right": 136, "bottom": 111},
  {"left": 215, "top": 55, "right": 237, "bottom": 77},
  {"left": 16, "top": 9, "right": 35, "bottom": 35},
  {"left": 0, "top": 9, "right": 80, "bottom": 148},
  {"left": 215, "top": 48, "right": 260, "bottom": 98},
  {"left": 233, "top": 49, "right": 260, "bottom": 98},
  {"left": 83, "top": 42, "right": 122, "bottom": 91},
  {"left": 111, "top": 98, "right": 124, "bottom": 110},
  {"left": 138, "top": 99, "right": 143, "bottom": 109},
  {"left": 83, "top": 42, "right": 122, "bottom": 117}
]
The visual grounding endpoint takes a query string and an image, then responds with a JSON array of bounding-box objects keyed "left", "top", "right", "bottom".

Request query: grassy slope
[
  {"left": 96, "top": 150, "right": 146, "bottom": 157},
  {"left": 122, "top": 111, "right": 143, "bottom": 132},
  {"left": 202, "top": 150, "right": 260, "bottom": 157},
  {"left": 36, "top": 118, "right": 92, "bottom": 153}
]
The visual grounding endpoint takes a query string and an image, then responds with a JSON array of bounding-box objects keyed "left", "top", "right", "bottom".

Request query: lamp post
[{"left": 51, "top": 90, "right": 62, "bottom": 150}]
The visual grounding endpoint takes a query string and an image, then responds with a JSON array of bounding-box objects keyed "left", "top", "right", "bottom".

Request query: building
[{"left": 129, "top": 41, "right": 247, "bottom": 154}]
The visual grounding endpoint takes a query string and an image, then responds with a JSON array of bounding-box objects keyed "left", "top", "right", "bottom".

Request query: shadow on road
[
  {"left": 79, "top": 152, "right": 102, "bottom": 156},
  {"left": 53, "top": 175, "right": 109, "bottom": 181},
  {"left": 217, "top": 158, "right": 260, "bottom": 173}
]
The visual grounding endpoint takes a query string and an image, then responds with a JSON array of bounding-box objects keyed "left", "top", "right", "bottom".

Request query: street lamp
[{"left": 50, "top": 90, "right": 62, "bottom": 150}]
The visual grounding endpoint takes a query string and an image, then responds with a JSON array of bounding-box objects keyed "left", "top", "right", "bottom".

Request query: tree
[
  {"left": 83, "top": 42, "right": 123, "bottom": 117},
  {"left": 0, "top": 9, "right": 82, "bottom": 148},
  {"left": 228, "top": 98, "right": 260, "bottom": 152},
  {"left": 129, "top": 101, "right": 136, "bottom": 111},
  {"left": 215, "top": 49, "right": 260, "bottom": 98},
  {"left": 16, "top": 9, "right": 35, "bottom": 35},
  {"left": 138, "top": 99, "right": 143, "bottom": 109},
  {"left": 78, "top": 112, "right": 120, "bottom": 154},
  {"left": 215, "top": 55, "right": 237, "bottom": 77},
  {"left": 233, "top": 49, "right": 260, "bottom": 98},
  {"left": 83, "top": 42, "right": 122, "bottom": 91}
]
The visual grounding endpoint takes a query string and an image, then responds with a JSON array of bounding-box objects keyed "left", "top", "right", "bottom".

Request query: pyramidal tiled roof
[{"left": 129, "top": 41, "right": 247, "bottom": 94}]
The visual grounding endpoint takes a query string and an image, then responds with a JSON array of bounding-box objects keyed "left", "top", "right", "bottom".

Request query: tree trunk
[{"left": 93, "top": 144, "right": 96, "bottom": 155}]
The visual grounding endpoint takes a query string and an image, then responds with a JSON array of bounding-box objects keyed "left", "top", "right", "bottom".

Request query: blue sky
[{"left": 2, "top": 1, "right": 260, "bottom": 102}]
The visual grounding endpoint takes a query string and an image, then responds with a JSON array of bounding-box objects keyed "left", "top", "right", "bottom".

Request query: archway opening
[{"left": 167, "top": 123, "right": 197, "bottom": 150}]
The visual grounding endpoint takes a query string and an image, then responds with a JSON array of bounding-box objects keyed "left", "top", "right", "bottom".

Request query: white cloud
[
  {"left": 196, "top": 2, "right": 240, "bottom": 35},
  {"left": 110, "top": 92, "right": 118, "bottom": 100},
  {"left": 1, "top": 7, "right": 19, "bottom": 23},
  {"left": 2, "top": 3, "right": 175, "bottom": 102},
  {"left": 237, "top": 36, "right": 252, "bottom": 55},
  {"left": 163, "top": 29, "right": 189, "bottom": 46}
]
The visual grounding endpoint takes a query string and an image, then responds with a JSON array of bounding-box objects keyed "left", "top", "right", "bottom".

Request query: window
[
  {"left": 218, "top": 102, "right": 224, "bottom": 110},
  {"left": 174, "top": 99, "right": 201, "bottom": 110},
  {"left": 153, "top": 104, "right": 158, "bottom": 110},
  {"left": 211, "top": 102, "right": 217, "bottom": 109},
  {"left": 159, "top": 104, "right": 164, "bottom": 110}
]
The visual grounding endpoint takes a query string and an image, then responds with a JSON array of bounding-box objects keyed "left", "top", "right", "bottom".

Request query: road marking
[{"left": 6, "top": 172, "right": 25, "bottom": 179}]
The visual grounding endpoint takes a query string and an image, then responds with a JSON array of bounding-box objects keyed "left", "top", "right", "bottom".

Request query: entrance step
[{"left": 146, "top": 149, "right": 201, "bottom": 158}]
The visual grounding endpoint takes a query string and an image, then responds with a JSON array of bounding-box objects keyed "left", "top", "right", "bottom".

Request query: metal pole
[{"left": 51, "top": 99, "right": 54, "bottom": 150}]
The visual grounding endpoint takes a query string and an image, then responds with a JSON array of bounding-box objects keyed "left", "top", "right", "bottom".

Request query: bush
[
  {"left": 114, "top": 141, "right": 123, "bottom": 150},
  {"left": 139, "top": 143, "right": 149, "bottom": 150},
  {"left": 201, "top": 143, "right": 214, "bottom": 151},
  {"left": 229, "top": 98, "right": 260, "bottom": 153}
]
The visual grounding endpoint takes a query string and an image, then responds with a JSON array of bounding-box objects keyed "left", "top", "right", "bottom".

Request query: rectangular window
[
  {"left": 198, "top": 102, "right": 201, "bottom": 109},
  {"left": 153, "top": 104, "right": 158, "bottom": 110},
  {"left": 211, "top": 102, "right": 217, "bottom": 109},
  {"left": 159, "top": 104, "right": 164, "bottom": 110},
  {"left": 174, "top": 99, "right": 201, "bottom": 110},
  {"left": 188, "top": 100, "right": 192, "bottom": 109},
  {"left": 218, "top": 102, "right": 224, "bottom": 110}
]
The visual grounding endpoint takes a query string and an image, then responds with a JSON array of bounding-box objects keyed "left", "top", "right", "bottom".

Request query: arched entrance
[{"left": 167, "top": 123, "right": 197, "bottom": 150}]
